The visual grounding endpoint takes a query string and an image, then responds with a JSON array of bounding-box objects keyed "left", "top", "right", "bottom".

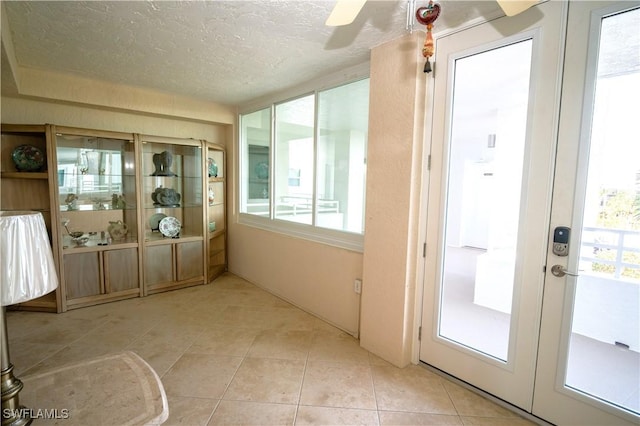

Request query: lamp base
[{"left": 1, "top": 363, "right": 32, "bottom": 426}]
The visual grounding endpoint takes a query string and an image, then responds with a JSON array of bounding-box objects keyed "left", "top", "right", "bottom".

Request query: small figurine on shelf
[
  {"left": 108, "top": 220, "right": 128, "bottom": 241},
  {"left": 111, "top": 193, "right": 126, "bottom": 209},
  {"left": 151, "top": 150, "right": 177, "bottom": 177},
  {"left": 65, "top": 193, "right": 78, "bottom": 210},
  {"left": 208, "top": 186, "right": 215, "bottom": 205}
]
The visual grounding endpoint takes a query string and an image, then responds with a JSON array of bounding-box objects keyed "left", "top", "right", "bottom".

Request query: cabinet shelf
[
  {"left": 1, "top": 172, "right": 48, "bottom": 179},
  {"left": 62, "top": 239, "right": 138, "bottom": 252},
  {"left": 208, "top": 229, "right": 225, "bottom": 239}
]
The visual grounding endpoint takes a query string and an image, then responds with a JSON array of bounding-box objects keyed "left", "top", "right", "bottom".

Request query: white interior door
[
  {"left": 420, "top": 1, "right": 640, "bottom": 423},
  {"left": 419, "top": 1, "right": 566, "bottom": 411},
  {"left": 533, "top": 2, "right": 640, "bottom": 425}
]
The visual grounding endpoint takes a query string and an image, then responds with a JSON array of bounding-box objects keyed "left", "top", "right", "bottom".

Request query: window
[{"left": 239, "top": 78, "right": 369, "bottom": 251}]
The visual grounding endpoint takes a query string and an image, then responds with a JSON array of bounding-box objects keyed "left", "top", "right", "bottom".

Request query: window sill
[{"left": 238, "top": 213, "right": 364, "bottom": 253}]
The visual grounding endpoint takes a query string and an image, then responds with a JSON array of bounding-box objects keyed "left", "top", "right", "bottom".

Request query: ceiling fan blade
[
  {"left": 325, "top": 0, "right": 367, "bottom": 26},
  {"left": 496, "top": 0, "right": 538, "bottom": 16}
]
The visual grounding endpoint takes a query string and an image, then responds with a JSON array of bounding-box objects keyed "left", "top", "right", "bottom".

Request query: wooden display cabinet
[
  {"left": 3, "top": 123, "right": 228, "bottom": 312},
  {"left": 1, "top": 124, "right": 61, "bottom": 312},
  {"left": 206, "top": 141, "right": 227, "bottom": 281},
  {"left": 139, "top": 135, "right": 206, "bottom": 294},
  {"left": 52, "top": 126, "right": 141, "bottom": 310}
]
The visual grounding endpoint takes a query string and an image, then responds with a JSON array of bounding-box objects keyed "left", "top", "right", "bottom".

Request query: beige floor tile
[
  {"left": 18, "top": 317, "right": 100, "bottom": 345},
  {"left": 300, "top": 361, "right": 377, "bottom": 410},
  {"left": 202, "top": 287, "right": 293, "bottom": 309},
  {"left": 247, "top": 329, "right": 313, "bottom": 360},
  {"left": 224, "top": 357, "right": 306, "bottom": 404},
  {"left": 208, "top": 400, "right": 296, "bottom": 425},
  {"left": 163, "top": 396, "right": 219, "bottom": 426},
  {"left": 215, "top": 306, "right": 283, "bottom": 330},
  {"left": 5, "top": 273, "right": 535, "bottom": 426},
  {"left": 460, "top": 416, "right": 537, "bottom": 425},
  {"left": 442, "top": 381, "right": 519, "bottom": 418},
  {"left": 7, "top": 340, "right": 65, "bottom": 376},
  {"left": 21, "top": 342, "right": 120, "bottom": 376},
  {"left": 379, "top": 411, "right": 463, "bottom": 425},
  {"left": 308, "top": 330, "right": 370, "bottom": 364},
  {"left": 368, "top": 352, "right": 398, "bottom": 367},
  {"left": 295, "top": 406, "right": 380, "bottom": 425},
  {"left": 188, "top": 326, "right": 258, "bottom": 357},
  {"left": 127, "top": 328, "right": 200, "bottom": 377},
  {"left": 73, "top": 318, "right": 151, "bottom": 348},
  {"left": 372, "top": 364, "right": 457, "bottom": 415},
  {"left": 267, "top": 308, "right": 317, "bottom": 331},
  {"left": 162, "top": 353, "right": 243, "bottom": 399}
]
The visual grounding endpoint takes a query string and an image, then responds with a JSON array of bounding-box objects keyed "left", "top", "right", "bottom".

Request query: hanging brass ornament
[{"left": 416, "top": 1, "right": 441, "bottom": 73}]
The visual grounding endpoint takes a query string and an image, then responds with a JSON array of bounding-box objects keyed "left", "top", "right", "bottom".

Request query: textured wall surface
[{"left": 360, "top": 32, "right": 426, "bottom": 367}]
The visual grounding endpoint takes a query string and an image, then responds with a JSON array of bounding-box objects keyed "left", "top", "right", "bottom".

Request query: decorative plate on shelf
[
  {"left": 208, "top": 158, "right": 218, "bottom": 178},
  {"left": 11, "top": 145, "right": 45, "bottom": 172},
  {"left": 149, "top": 213, "right": 167, "bottom": 231},
  {"left": 255, "top": 161, "right": 269, "bottom": 179},
  {"left": 159, "top": 216, "right": 181, "bottom": 238}
]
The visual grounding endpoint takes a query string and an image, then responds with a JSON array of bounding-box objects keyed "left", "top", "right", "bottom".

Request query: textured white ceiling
[{"left": 1, "top": 1, "right": 503, "bottom": 107}]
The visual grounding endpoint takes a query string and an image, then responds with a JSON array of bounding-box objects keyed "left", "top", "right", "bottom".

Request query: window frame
[{"left": 237, "top": 77, "right": 369, "bottom": 253}]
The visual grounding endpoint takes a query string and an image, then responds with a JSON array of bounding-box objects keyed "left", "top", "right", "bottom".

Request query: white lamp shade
[{"left": 0, "top": 211, "right": 58, "bottom": 306}]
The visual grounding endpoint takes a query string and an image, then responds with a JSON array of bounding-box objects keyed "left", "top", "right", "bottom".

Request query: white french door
[
  {"left": 420, "top": 1, "right": 640, "bottom": 424},
  {"left": 534, "top": 2, "right": 639, "bottom": 424}
]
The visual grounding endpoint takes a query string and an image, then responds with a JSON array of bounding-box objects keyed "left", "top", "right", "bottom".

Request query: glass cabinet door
[
  {"left": 56, "top": 132, "right": 137, "bottom": 247},
  {"left": 140, "top": 136, "right": 205, "bottom": 294},
  {"left": 141, "top": 139, "right": 203, "bottom": 241}
]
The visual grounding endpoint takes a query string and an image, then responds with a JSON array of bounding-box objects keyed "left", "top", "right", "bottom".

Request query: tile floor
[{"left": 7, "top": 273, "right": 538, "bottom": 425}]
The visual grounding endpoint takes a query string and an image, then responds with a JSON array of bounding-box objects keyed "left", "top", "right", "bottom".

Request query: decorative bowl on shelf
[
  {"left": 151, "top": 186, "right": 181, "bottom": 207},
  {"left": 11, "top": 145, "right": 45, "bottom": 172},
  {"left": 69, "top": 231, "right": 84, "bottom": 239},
  {"left": 71, "top": 236, "right": 89, "bottom": 247}
]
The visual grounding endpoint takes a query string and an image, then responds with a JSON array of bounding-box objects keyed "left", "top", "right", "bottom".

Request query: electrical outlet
[{"left": 354, "top": 279, "right": 362, "bottom": 294}]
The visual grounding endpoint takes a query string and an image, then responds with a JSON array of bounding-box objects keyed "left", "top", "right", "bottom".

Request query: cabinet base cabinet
[
  {"left": 145, "top": 241, "right": 204, "bottom": 295},
  {"left": 144, "top": 245, "right": 174, "bottom": 288},
  {"left": 64, "top": 252, "right": 101, "bottom": 299},
  {"left": 63, "top": 248, "right": 141, "bottom": 310}
]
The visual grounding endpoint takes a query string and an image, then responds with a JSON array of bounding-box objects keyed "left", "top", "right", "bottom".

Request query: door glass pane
[
  {"left": 240, "top": 108, "right": 271, "bottom": 217},
  {"left": 566, "top": 7, "right": 640, "bottom": 415},
  {"left": 274, "top": 95, "right": 315, "bottom": 224},
  {"left": 439, "top": 40, "right": 533, "bottom": 361},
  {"left": 316, "top": 79, "right": 369, "bottom": 234}
]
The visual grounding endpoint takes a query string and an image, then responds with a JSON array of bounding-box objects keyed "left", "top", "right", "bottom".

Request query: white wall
[{"left": 227, "top": 223, "right": 363, "bottom": 334}]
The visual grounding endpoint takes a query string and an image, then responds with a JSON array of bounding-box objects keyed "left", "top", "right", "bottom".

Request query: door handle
[{"left": 550, "top": 264, "right": 579, "bottom": 277}]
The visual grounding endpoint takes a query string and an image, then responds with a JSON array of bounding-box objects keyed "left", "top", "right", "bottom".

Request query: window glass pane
[
  {"left": 565, "top": 7, "right": 640, "bottom": 415},
  {"left": 274, "top": 95, "right": 315, "bottom": 224},
  {"left": 317, "top": 79, "right": 369, "bottom": 233},
  {"left": 240, "top": 108, "right": 271, "bottom": 217},
  {"left": 439, "top": 40, "right": 533, "bottom": 361}
]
